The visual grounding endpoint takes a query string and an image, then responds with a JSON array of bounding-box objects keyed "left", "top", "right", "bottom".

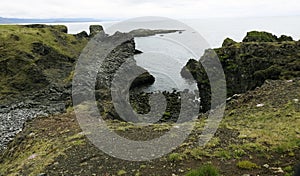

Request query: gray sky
[{"left": 1, "top": 0, "right": 299, "bottom": 19}]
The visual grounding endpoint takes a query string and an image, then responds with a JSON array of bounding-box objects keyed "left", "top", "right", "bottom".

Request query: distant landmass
[{"left": 0, "top": 17, "right": 105, "bottom": 23}]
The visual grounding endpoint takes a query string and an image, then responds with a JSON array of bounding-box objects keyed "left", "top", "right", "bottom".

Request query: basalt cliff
[{"left": 182, "top": 31, "right": 300, "bottom": 112}]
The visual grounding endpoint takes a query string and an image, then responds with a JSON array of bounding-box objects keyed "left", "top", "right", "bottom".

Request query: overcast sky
[{"left": 1, "top": 0, "right": 299, "bottom": 19}]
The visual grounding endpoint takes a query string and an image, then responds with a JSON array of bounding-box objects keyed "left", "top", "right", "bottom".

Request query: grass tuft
[
  {"left": 185, "top": 164, "right": 220, "bottom": 176},
  {"left": 236, "top": 160, "right": 260, "bottom": 170}
]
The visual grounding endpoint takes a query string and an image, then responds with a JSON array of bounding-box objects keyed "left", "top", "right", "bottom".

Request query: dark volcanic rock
[
  {"left": 222, "top": 38, "right": 237, "bottom": 47},
  {"left": 32, "top": 42, "right": 51, "bottom": 56},
  {"left": 24, "top": 24, "right": 48, "bottom": 28},
  {"left": 242, "top": 31, "right": 294, "bottom": 43},
  {"left": 182, "top": 32, "right": 300, "bottom": 112},
  {"left": 242, "top": 31, "right": 278, "bottom": 42},
  {"left": 89, "top": 25, "right": 105, "bottom": 37},
  {"left": 74, "top": 31, "right": 89, "bottom": 39},
  {"left": 131, "top": 72, "right": 155, "bottom": 89},
  {"left": 129, "top": 91, "right": 181, "bottom": 122},
  {"left": 0, "top": 101, "right": 66, "bottom": 152},
  {"left": 89, "top": 32, "right": 156, "bottom": 120},
  {"left": 88, "top": 31, "right": 155, "bottom": 91},
  {"left": 294, "top": 164, "right": 300, "bottom": 176},
  {"left": 72, "top": 30, "right": 157, "bottom": 120},
  {"left": 134, "top": 49, "right": 143, "bottom": 54},
  {"left": 278, "top": 35, "right": 294, "bottom": 42}
]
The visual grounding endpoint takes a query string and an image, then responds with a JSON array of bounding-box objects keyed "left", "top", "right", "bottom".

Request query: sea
[{"left": 18, "top": 16, "right": 300, "bottom": 92}]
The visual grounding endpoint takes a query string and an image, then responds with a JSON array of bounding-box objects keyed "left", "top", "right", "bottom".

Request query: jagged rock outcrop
[
  {"left": 0, "top": 24, "right": 170, "bottom": 150},
  {"left": 242, "top": 31, "right": 294, "bottom": 42},
  {"left": 85, "top": 31, "right": 156, "bottom": 120},
  {"left": 89, "top": 25, "right": 105, "bottom": 38},
  {"left": 278, "top": 35, "right": 294, "bottom": 42},
  {"left": 74, "top": 31, "right": 89, "bottom": 39},
  {"left": 131, "top": 72, "right": 155, "bottom": 89},
  {"left": 182, "top": 31, "right": 300, "bottom": 112},
  {"left": 222, "top": 38, "right": 237, "bottom": 47}
]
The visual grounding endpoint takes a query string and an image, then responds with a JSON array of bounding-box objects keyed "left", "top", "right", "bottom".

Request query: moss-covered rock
[
  {"left": 242, "top": 31, "right": 278, "bottom": 42},
  {"left": 278, "top": 35, "right": 293, "bottom": 42},
  {"left": 183, "top": 32, "right": 300, "bottom": 112},
  {"left": 74, "top": 31, "right": 89, "bottom": 39},
  {"left": 89, "top": 25, "right": 104, "bottom": 37},
  {"left": 0, "top": 25, "right": 88, "bottom": 101},
  {"left": 222, "top": 37, "right": 237, "bottom": 47}
]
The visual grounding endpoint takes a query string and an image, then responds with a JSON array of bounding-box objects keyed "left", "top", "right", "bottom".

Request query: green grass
[
  {"left": 283, "top": 166, "right": 295, "bottom": 176},
  {"left": 223, "top": 101, "right": 300, "bottom": 153},
  {"left": 0, "top": 25, "right": 86, "bottom": 58},
  {"left": 168, "top": 153, "right": 186, "bottom": 162},
  {"left": 0, "top": 25, "right": 88, "bottom": 97},
  {"left": 236, "top": 160, "right": 260, "bottom": 170},
  {"left": 213, "top": 149, "right": 231, "bottom": 160},
  {"left": 185, "top": 164, "right": 220, "bottom": 176},
  {"left": 0, "top": 133, "right": 85, "bottom": 175},
  {"left": 186, "top": 147, "right": 211, "bottom": 160},
  {"left": 0, "top": 112, "right": 86, "bottom": 176},
  {"left": 117, "top": 170, "right": 127, "bottom": 175}
]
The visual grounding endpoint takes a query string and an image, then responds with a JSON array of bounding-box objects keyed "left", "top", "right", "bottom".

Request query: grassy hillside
[
  {"left": 0, "top": 78, "right": 299, "bottom": 176},
  {"left": 0, "top": 25, "right": 88, "bottom": 102}
]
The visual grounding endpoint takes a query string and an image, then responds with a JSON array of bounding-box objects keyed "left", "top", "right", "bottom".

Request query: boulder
[
  {"left": 278, "top": 35, "right": 293, "bottom": 42},
  {"left": 74, "top": 31, "right": 88, "bottom": 39},
  {"left": 89, "top": 25, "right": 104, "bottom": 37},
  {"left": 222, "top": 38, "right": 237, "bottom": 47},
  {"left": 131, "top": 72, "right": 155, "bottom": 89},
  {"left": 242, "top": 31, "right": 278, "bottom": 42}
]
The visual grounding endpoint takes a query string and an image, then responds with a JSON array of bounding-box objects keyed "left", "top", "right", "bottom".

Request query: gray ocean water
[
  {"left": 64, "top": 16, "right": 300, "bottom": 48},
  {"left": 48, "top": 16, "right": 300, "bottom": 92}
]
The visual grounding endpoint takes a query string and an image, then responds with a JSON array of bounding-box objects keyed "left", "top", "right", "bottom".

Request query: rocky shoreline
[
  {"left": 0, "top": 101, "right": 65, "bottom": 152},
  {"left": 0, "top": 24, "right": 183, "bottom": 151}
]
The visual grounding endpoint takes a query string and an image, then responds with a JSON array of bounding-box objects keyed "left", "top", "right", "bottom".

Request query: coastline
[{"left": 0, "top": 23, "right": 299, "bottom": 175}]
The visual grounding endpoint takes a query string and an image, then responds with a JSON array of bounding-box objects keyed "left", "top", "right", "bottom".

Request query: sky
[{"left": 1, "top": 0, "right": 300, "bottom": 19}]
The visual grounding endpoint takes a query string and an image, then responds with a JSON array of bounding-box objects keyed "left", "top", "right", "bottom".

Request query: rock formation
[
  {"left": 0, "top": 24, "right": 166, "bottom": 150},
  {"left": 182, "top": 31, "right": 300, "bottom": 112}
]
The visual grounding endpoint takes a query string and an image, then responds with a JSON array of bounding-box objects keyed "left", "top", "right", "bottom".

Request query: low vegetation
[
  {"left": 236, "top": 160, "right": 260, "bottom": 170},
  {"left": 0, "top": 25, "right": 88, "bottom": 101},
  {"left": 185, "top": 164, "right": 220, "bottom": 176}
]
